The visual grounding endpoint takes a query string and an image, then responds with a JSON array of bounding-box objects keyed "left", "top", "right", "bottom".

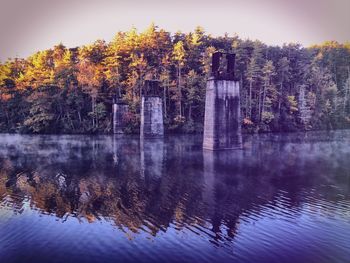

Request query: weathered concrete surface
[
  {"left": 140, "top": 96, "right": 164, "bottom": 138},
  {"left": 203, "top": 78, "right": 242, "bottom": 150},
  {"left": 113, "top": 102, "right": 129, "bottom": 134}
]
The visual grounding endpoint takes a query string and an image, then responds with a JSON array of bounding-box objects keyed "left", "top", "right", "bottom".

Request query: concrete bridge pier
[
  {"left": 113, "top": 100, "right": 129, "bottom": 134},
  {"left": 140, "top": 80, "right": 164, "bottom": 139},
  {"left": 203, "top": 51, "right": 242, "bottom": 150}
]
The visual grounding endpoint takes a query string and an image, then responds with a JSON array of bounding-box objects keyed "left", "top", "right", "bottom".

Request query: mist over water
[{"left": 0, "top": 131, "right": 350, "bottom": 263}]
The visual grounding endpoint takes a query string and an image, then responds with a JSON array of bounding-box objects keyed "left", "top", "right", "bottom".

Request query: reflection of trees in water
[
  {"left": 0, "top": 132, "right": 349, "bottom": 243},
  {"left": 0, "top": 136, "right": 207, "bottom": 237}
]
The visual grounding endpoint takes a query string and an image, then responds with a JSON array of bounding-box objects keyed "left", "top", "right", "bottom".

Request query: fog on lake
[{"left": 0, "top": 131, "right": 350, "bottom": 263}]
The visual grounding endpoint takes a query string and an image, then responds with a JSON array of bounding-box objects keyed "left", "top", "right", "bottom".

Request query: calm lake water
[{"left": 0, "top": 131, "right": 350, "bottom": 263}]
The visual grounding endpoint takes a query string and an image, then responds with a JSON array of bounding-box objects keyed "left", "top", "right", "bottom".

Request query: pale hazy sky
[{"left": 0, "top": 0, "right": 349, "bottom": 62}]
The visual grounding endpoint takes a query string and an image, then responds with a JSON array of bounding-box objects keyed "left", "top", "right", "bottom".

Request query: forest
[{"left": 0, "top": 24, "right": 350, "bottom": 134}]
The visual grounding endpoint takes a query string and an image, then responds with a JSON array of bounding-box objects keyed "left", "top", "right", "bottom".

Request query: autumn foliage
[{"left": 0, "top": 25, "right": 350, "bottom": 134}]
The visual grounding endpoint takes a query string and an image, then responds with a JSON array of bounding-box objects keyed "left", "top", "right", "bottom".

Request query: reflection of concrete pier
[
  {"left": 140, "top": 80, "right": 164, "bottom": 139},
  {"left": 203, "top": 52, "right": 242, "bottom": 150},
  {"left": 202, "top": 149, "right": 244, "bottom": 239},
  {"left": 112, "top": 135, "right": 141, "bottom": 176},
  {"left": 140, "top": 138, "right": 165, "bottom": 180},
  {"left": 202, "top": 150, "right": 244, "bottom": 206}
]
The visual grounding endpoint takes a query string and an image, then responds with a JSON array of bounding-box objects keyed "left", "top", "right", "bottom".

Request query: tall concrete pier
[
  {"left": 203, "top": 52, "right": 242, "bottom": 150},
  {"left": 140, "top": 80, "right": 164, "bottom": 138},
  {"left": 113, "top": 99, "right": 129, "bottom": 134}
]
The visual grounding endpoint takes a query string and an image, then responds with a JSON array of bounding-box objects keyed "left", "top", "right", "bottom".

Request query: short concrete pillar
[
  {"left": 203, "top": 52, "right": 242, "bottom": 150},
  {"left": 113, "top": 102, "right": 129, "bottom": 134},
  {"left": 140, "top": 96, "right": 164, "bottom": 138}
]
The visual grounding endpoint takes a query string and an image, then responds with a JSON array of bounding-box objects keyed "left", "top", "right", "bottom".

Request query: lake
[{"left": 0, "top": 131, "right": 349, "bottom": 263}]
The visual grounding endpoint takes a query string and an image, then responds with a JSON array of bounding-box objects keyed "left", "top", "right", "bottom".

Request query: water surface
[{"left": 0, "top": 131, "right": 350, "bottom": 263}]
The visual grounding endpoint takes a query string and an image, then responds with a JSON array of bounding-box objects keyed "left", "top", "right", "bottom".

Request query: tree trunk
[
  {"left": 258, "top": 87, "right": 262, "bottom": 122},
  {"left": 78, "top": 111, "right": 82, "bottom": 125},
  {"left": 344, "top": 67, "right": 350, "bottom": 116},
  {"left": 241, "top": 75, "right": 247, "bottom": 118},
  {"left": 5, "top": 108, "right": 10, "bottom": 128},
  {"left": 67, "top": 113, "right": 75, "bottom": 131},
  {"left": 262, "top": 79, "right": 268, "bottom": 120},
  {"left": 278, "top": 76, "right": 283, "bottom": 117},
  {"left": 249, "top": 80, "right": 252, "bottom": 118},
  {"left": 178, "top": 63, "right": 182, "bottom": 117},
  {"left": 345, "top": 87, "right": 349, "bottom": 116},
  {"left": 92, "top": 96, "right": 96, "bottom": 129},
  {"left": 139, "top": 68, "right": 143, "bottom": 98},
  {"left": 96, "top": 106, "right": 99, "bottom": 129},
  {"left": 163, "top": 81, "right": 167, "bottom": 118}
]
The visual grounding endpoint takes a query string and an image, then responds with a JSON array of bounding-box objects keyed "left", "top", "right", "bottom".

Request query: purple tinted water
[{"left": 0, "top": 130, "right": 349, "bottom": 263}]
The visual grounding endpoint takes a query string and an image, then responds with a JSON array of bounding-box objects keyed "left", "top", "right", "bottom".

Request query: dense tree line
[{"left": 1, "top": 24, "right": 350, "bottom": 134}]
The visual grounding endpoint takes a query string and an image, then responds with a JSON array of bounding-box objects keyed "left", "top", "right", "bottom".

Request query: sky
[{"left": 0, "top": 0, "right": 349, "bottom": 62}]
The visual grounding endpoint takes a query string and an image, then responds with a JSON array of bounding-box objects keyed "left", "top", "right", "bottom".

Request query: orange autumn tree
[{"left": 77, "top": 55, "right": 104, "bottom": 130}]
